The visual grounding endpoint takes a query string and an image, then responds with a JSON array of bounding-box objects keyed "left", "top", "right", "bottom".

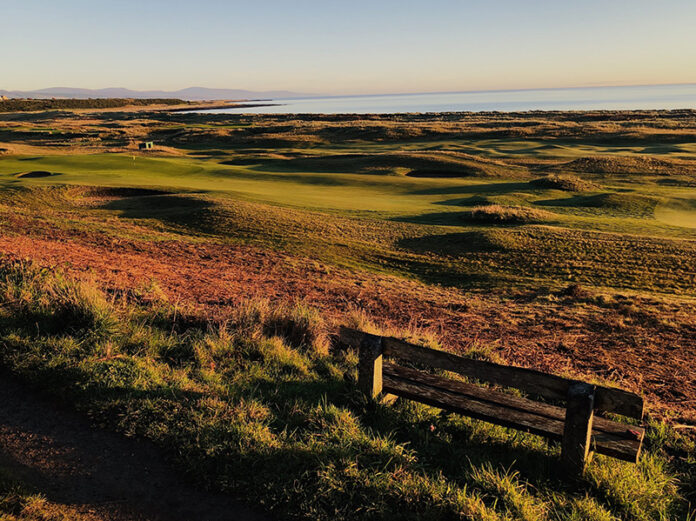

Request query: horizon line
[{"left": 2, "top": 81, "right": 696, "bottom": 100}]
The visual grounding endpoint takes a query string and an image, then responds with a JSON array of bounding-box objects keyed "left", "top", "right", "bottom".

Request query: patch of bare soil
[
  {"left": 0, "top": 214, "right": 694, "bottom": 423},
  {"left": 0, "top": 377, "right": 268, "bottom": 521}
]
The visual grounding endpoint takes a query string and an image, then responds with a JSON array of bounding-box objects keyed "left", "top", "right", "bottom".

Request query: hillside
[{"left": 0, "top": 109, "right": 694, "bottom": 520}]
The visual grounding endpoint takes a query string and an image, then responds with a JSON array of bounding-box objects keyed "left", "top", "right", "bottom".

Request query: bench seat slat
[{"left": 383, "top": 363, "right": 643, "bottom": 462}]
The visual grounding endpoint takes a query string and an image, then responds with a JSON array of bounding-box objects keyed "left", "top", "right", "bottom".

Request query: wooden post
[
  {"left": 358, "top": 333, "right": 383, "bottom": 399},
  {"left": 561, "top": 382, "right": 596, "bottom": 477}
]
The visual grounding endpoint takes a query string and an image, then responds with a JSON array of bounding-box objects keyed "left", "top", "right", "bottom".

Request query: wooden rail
[{"left": 339, "top": 327, "right": 645, "bottom": 477}]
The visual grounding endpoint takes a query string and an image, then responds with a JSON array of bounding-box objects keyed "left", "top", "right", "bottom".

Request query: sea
[{"left": 191, "top": 84, "right": 696, "bottom": 115}]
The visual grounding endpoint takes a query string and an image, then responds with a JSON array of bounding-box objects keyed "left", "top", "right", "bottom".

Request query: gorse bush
[{"left": 0, "top": 261, "right": 692, "bottom": 521}]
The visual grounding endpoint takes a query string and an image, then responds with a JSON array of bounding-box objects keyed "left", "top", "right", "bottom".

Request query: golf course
[{"left": 0, "top": 105, "right": 695, "bottom": 520}]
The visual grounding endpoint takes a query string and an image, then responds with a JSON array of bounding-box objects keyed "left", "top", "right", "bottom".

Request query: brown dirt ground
[
  {"left": 0, "top": 377, "right": 268, "bottom": 521},
  {"left": 0, "top": 211, "right": 694, "bottom": 424}
]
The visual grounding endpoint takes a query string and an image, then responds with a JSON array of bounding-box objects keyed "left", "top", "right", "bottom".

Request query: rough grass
[
  {"left": 560, "top": 156, "right": 690, "bottom": 176},
  {"left": 3, "top": 183, "right": 696, "bottom": 298},
  {"left": 0, "top": 261, "right": 693, "bottom": 521},
  {"left": 463, "top": 205, "right": 555, "bottom": 224}
]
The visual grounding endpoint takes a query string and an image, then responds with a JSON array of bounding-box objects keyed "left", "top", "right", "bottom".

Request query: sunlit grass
[{"left": 0, "top": 262, "right": 692, "bottom": 520}]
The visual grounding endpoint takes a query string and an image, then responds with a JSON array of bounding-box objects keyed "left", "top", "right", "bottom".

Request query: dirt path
[{"left": 0, "top": 377, "right": 268, "bottom": 521}]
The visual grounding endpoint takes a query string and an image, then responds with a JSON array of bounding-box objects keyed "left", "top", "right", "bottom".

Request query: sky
[{"left": 2, "top": 0, "right": 696, "bottom": 95}]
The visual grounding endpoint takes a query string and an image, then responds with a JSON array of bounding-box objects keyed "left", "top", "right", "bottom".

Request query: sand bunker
[{"left": 15, "top": 171, "right": 54, "bottom": 178}]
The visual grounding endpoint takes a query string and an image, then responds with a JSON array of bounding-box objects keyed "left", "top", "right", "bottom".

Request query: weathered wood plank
[
  {"left": 358, "top": 333, "right": 383, "bottom": 399},
  {"left": 383, "top": 364, "right": 642, "bottom": 462},
  {"left": 383, "top": 372, "right": 564, "bottom": 439},
  {"left": 384, "top": 363, "right": 644, "bottom": 444},
  {"left": 339, "top": 327, "right": 644, "bottom": 419},
  {"left": 561, "top": 383, "right": 596, "bottom": 476}
]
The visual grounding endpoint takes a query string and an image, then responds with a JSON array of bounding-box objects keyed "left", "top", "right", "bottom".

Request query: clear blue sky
[{"left": 2, "top": 0, "right": 696, "bottom": 94}]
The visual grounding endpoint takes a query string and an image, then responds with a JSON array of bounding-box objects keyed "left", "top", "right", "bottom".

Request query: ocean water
[{"left": 194, "top": 84, "right": 696, "bottom": 114}]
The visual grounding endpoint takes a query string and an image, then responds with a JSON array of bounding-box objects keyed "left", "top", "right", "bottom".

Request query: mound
[
  {"left": 560, "top": 155, "right": 687, "bottom": 176},
  {"left": 537, "top": 192, "right": 660, "bottom": 217},
  {"left": 15, "top": 171, "right": 53, "bottom": 178},
  {"left": 462, "top": 205, "right": 554, "bottom": 224},
  {"left": 529, "top": 174, "right": 596, "bottom": 192},
  {"left": 234, "top": 151, "right": 528, "bottom": 178}
]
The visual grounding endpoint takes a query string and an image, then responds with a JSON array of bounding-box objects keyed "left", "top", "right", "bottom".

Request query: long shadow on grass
[
  {"left": 99, "top": 192, "right": 220, "bottom": 234},
  {"left": 392, "top": 211, "right": 466, "bottom": 226},
  {"left": 2, "top": 326, "right": 609, "bottom": 519},
  {"left": 397, "top": 231, "right": 506, "bottom": 256},
  {"left": 241, "top": 375, "right": 559, "bottom": 493},
  {"left": 406, "top": 181, "right": 530, "bottom": 197}
]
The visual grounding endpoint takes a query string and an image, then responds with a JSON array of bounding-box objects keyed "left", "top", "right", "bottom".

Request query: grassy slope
[
  {"left": 0, "top": 262, "right": 693, "bottom": 521},
  {"left": 1, "top": 153, "right": 695, "bottom": 295}
]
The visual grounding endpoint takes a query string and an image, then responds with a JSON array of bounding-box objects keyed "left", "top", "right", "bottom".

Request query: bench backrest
[{"left": 339, "top": 327, "right": 644, "bottom": 419}]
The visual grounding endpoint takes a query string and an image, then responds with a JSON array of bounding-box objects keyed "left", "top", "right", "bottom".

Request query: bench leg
[
  {"left": 358, "top": 334, "right": 383, "bottom": 399},
  {"left": 561, "top": 383, "right": 596, "bottom": 478}
]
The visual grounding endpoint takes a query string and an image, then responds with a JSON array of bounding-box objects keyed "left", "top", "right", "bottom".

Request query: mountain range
[{"left": 0, "top": 87, "right": 312, "bottom": 100}]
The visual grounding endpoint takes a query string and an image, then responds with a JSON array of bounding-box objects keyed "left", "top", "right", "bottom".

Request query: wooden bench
[{"left": 339, "top": 327, "right": 645, "bottom": 477}]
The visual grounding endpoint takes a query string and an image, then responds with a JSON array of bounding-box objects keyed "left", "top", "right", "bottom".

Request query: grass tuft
[{"left": 0, "top": 260, "right": 119, "bottom": 338}]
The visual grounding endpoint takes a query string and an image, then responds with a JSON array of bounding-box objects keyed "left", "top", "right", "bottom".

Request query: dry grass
[
  {"left": 463, "top": 205, "right": 555, "bottom": 224},
  {"left": 561, "top": 156, "right": 693, "bottom": 176},
  {"left": 529, "top": 174, "right": 596, "bottom": 192}
]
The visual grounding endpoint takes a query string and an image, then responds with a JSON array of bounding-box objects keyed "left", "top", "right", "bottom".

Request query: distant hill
[{"left": 0, "top": 86, "right": 312, "bottom": 101}]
